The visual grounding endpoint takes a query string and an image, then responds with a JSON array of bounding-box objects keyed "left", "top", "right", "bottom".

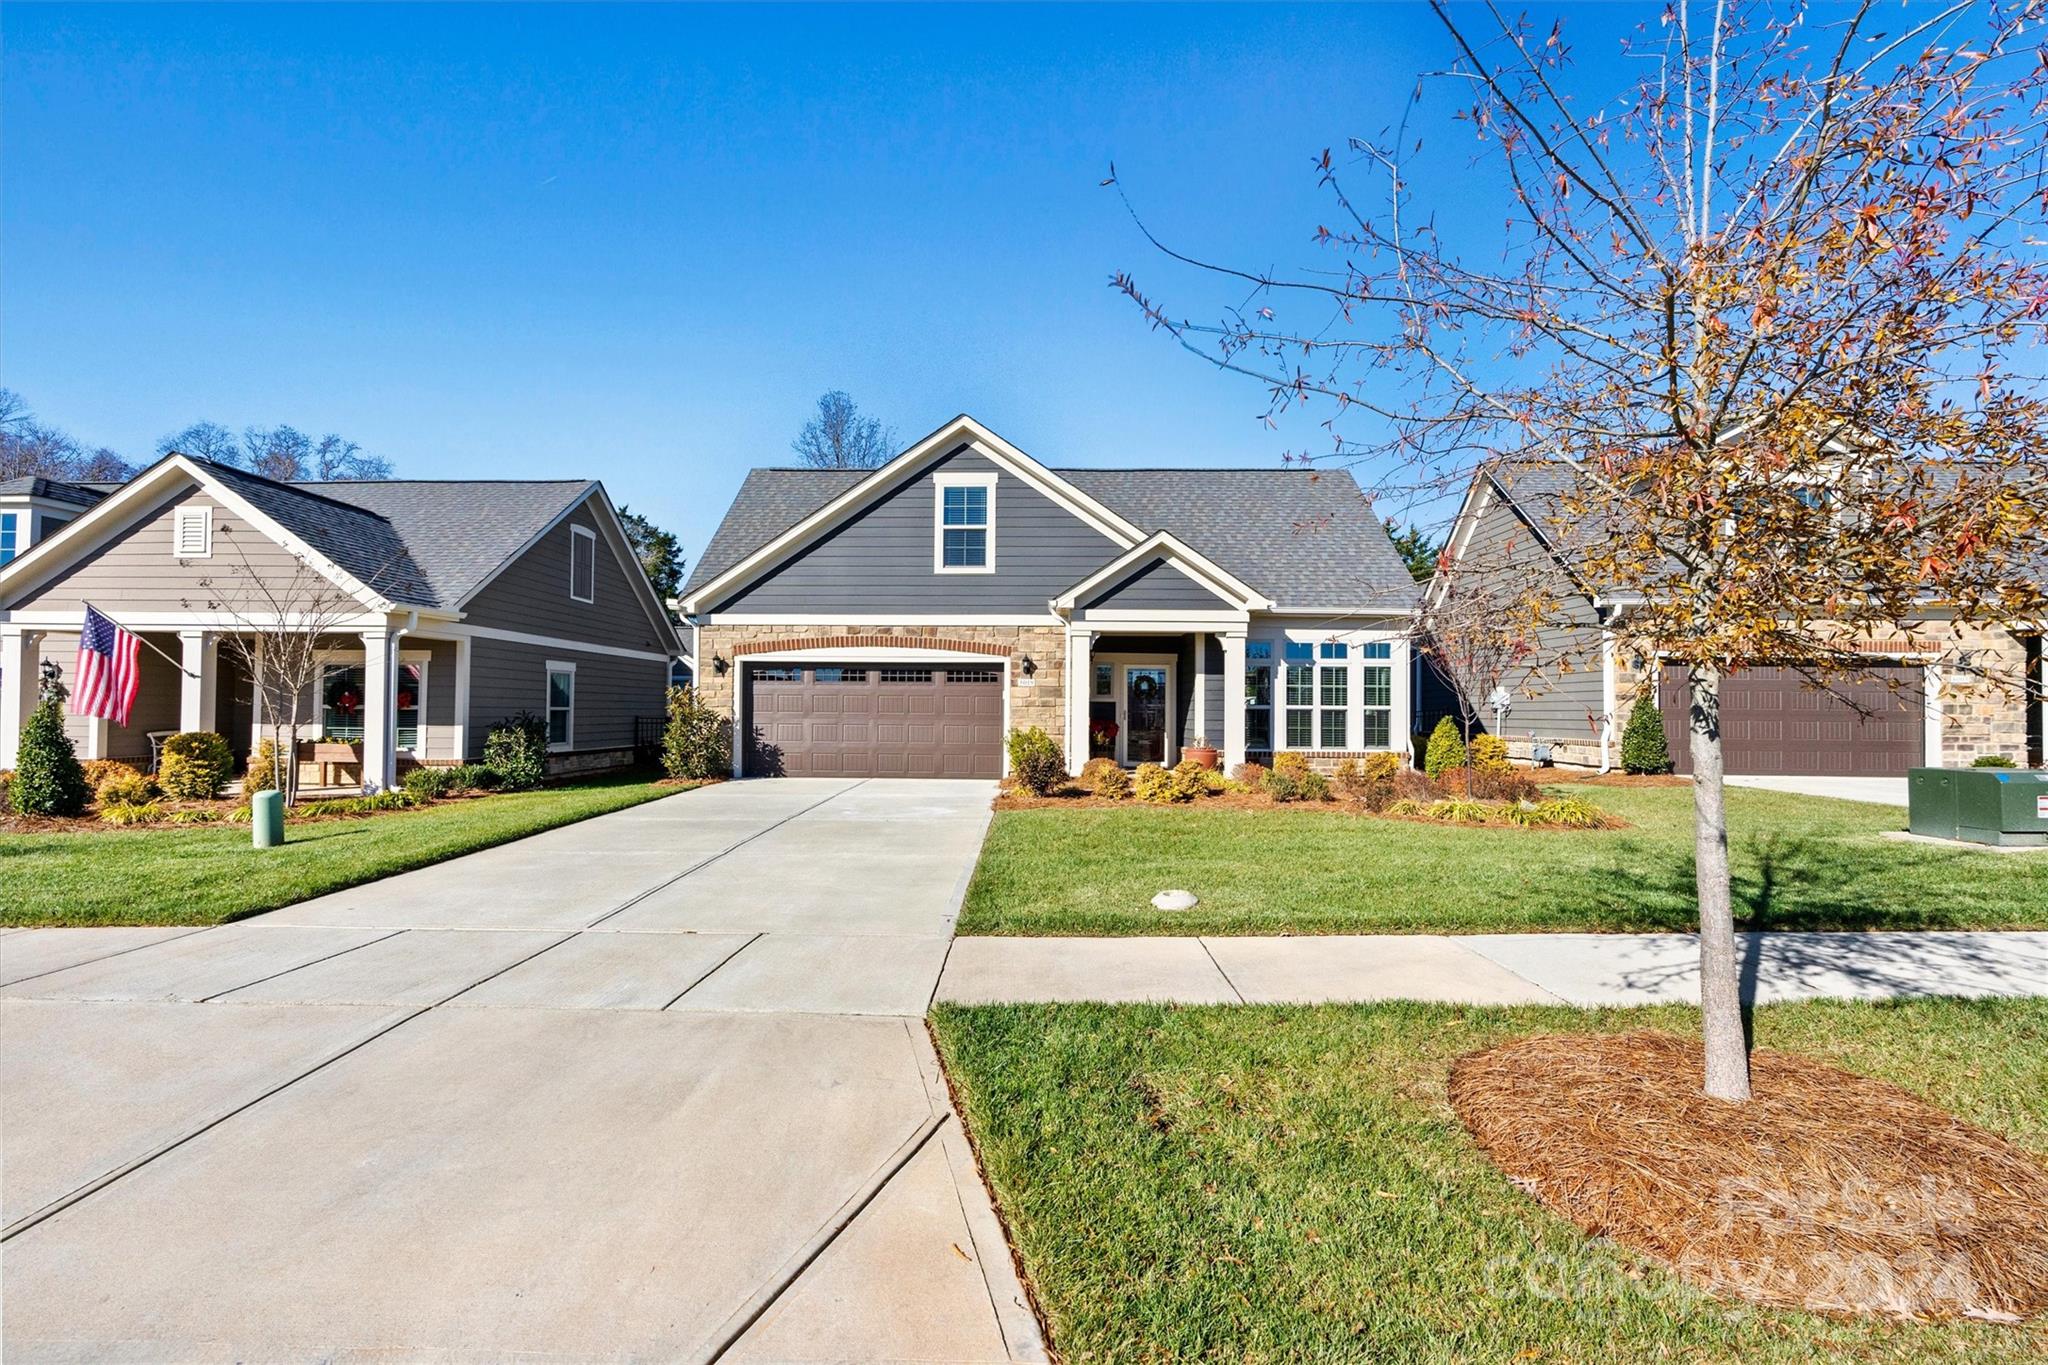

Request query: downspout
[{"left": 1598, "top": 619, "right": 1617, "bottom": 774}]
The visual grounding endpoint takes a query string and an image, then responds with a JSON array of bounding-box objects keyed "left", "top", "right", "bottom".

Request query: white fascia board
[
  {"left": 1076, "top": 608, "right": 1251, "bottom": 626},
  {"left": 1425, "top": 473, "right": 1494, "bottom": 606},
  {"left": 700, "top": 613, "right": 1064, "bottom": 626},
  {"left": 4, "top": 608, "right": 395, "bottom": 631},
  {"left": 442, "top": 621, "right": 676, "bottom": 664},
  {"left": 679, "top": 414, "right": 1147, "bottom": 615},
  {"left": 1052, "top": 530, "right": 1273, "bottom": 612}
]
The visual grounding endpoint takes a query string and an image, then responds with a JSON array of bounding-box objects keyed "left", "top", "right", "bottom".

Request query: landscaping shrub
[
  {"left": 451, "top": 763, "right": 503, "bottom": 790},
  {"left": 1230, "top": 761, "right": 1267, "bottom": 787},
  {"left": 1298, "top": 770, "right": 1332, "bottom": 802},
  {"left": 95, "top": 772, "right": 156, "bottom": 806},
  {"left": 1094, "top": 764, "right": 1133, "bottom": 800},
  {"left": 157, "top": 731, "right": 233, "bottom": 800},
  {"left": 662, "top": 685, "right": 732, "bottom": 781},
  {"left": 1442, "top": 764, "right": 1545, "bottom": 804},
  {"left": 1169, "top": 758, "right": 1211, "bottom": 801},
  {"left": 81, "top": 758, "right": 143, "bottom": 791},
  {"left": 1332, "top": 757, "right": 1365, "bottom": 798},
  {"left": 483, "top": 713, "right": 550, "bottom": 791},
  {"left": 1006, "top": 726, "right": 1067, "bottom": 796},
  {"left": 242, "top": 738, "right": 286, "bottom": 794},
  {"left": 1423, "top": 718, "right": 1466, "bottom": 779},
  {"left": 1263, "top": 767, "right": 1304, "bottom": 802},
  {"left": 1470, "top": 734, "right": 1510, "bottom": 771},
  {"left": 1971, "top": 754, "right": 2018, "bottom": 768},
  {"left": 1335, "top": 753, "right": 1401, "bottom": 809},
  {"left": 402, "top": 766, "right": 458, "bottom": 801},
  {"left": 10, "top": 690, "right": 90, "bottom": 817},
  {"left": 1132, "top": 762, "right": 1184, "bottom": 803},
  {"left": 294, "top": 791, "right": 416, "bottom": 819},
  {"left": 1620, "top": 691, "right": 1674, "bottom": 775},
  {"left": 1385, "top": 798, "right": 1427, "bottom": 817},
  {"left": 98, "top": 800, "right": 164, "bottom": 826},
  {"left": 1426, "top": 797, "right": 1495, "bottom": 824},
  {"left": 1272, "top": 751, "right": 1312, "bottom": 782},
  {"left": 1535, "top": 796, "right": 1614, "bottom": 829},
  {"left": 1078, "top": 756, "right": 1121, "bottom": 790},
  {"left": 1392, "top": 767, "right": 1438, "bottom": 803}
]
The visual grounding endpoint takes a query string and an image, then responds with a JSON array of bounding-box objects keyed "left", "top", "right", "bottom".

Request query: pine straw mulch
[{"left": 1448, "top": 1030, "right": 2048, "bottom": 1323}]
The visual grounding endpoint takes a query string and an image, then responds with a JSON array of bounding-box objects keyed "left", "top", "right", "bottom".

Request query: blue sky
[{"left": 4, "top": 2, "right": 1638, "bottom": 562}]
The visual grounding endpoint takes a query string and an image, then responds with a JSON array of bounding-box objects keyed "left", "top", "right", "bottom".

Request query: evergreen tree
[
  {"left": 1620, "top": 690, "right": 1674, "bottom": 775},
  {"left": 10, "top": 662, "right": 91, "bottom": 816},
  {"left": 1423, "top": 716, "right": 1467, "bottom": 779}
]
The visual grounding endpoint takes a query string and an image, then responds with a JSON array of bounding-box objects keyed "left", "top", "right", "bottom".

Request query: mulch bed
[
  {"left": 1552, "top": 772, "right": 1692, "bottom": 788},
  {"left": 1449, "top": 1030, "right": 2048, "bottom": 1322}
]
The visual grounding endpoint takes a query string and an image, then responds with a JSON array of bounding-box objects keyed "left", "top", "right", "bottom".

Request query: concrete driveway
[
  {"left": 1, "top": 778, "right": 1043, "bottom": 1364},
  {"left": 1726, "top": 774, "right": 1909, "bottom": 806}
]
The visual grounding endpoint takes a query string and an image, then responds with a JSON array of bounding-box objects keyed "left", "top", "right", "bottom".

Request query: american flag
[{"left": 72, "top": 605, "right": 142, "bottom": 728}]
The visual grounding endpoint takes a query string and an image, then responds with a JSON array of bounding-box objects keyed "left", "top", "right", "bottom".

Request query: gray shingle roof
[
  {"left": 293, "top": 477, "right": 594, "bottom": 607},
  {"left": 684, "top": 464, "right": 1421, "bottom": 612},
  {"left": 0, "top": 476, "right": 108, "bottom": 508}
]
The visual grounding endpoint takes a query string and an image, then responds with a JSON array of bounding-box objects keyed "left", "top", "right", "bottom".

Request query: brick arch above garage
[{"left": 729, "top": 633, "right": 1013, "bottom": 658}]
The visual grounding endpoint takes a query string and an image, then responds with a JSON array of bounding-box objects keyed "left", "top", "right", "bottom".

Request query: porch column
[
  {"left": 1220, "top": 630, "right": 1247, "bottom": 773},
  {"left": 450, "top": 635, "right": 473, "bottom": 763},
  {"left": 1, "top": 627, "right": 35, "bottom": 770},
  {"left": 178, "top": 630, "right": 218, "bottom": 734},
  {"left": 1065, "top": 627, "right": 1093, "bottom": 775},
  {"left": 360, "top": 627, "right": 393, "bottom": 792}
]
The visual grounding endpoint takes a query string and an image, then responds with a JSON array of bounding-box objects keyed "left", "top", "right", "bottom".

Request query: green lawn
[
  {"left": 1, "top": 775, "right": 683, "bottom": 926},
  {"left": 932, "top": 998, "right": 2048, "bottom": 1364},
  {"left": 958, "top": 783, "right": 2048, "bottom": 935}
]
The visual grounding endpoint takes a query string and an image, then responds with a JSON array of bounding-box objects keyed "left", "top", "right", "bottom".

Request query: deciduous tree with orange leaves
[{"left": 1116, "top": 0, "right": 2047, "bottom": 1099}]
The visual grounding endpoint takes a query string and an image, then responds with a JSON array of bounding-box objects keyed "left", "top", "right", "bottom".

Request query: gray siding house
[
  {"left": 683, "top": 415, "right": 1420, "bottom": 779},
  {"left": 1429, "top": 463, "right": 2046, "bottom": 773},
  {"left": 0, "top": 455, "right": 680, "bottom": 786}
]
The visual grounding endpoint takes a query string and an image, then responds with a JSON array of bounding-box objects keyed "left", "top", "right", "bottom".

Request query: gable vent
[{"left": 173, "top": 506, "right": 214, "bottom": 559}]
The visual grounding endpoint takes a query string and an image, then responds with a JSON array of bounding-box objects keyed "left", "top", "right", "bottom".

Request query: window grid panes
[
  {"left": 547, "top": 668, "right": 574, "bottom": 746},
  {"left": 1362, "top": 641, "right": 1392, "bottom": 660},
  {"left": 813, "top": 667, "right": 867, "bottom": 683},
  {"left": 946, "top": 668, "right": 1001, "bottom": 684},
  {"left": 1319, "top": 667, "right": 1348, "bottom": 709},
  {"left": 1285, "top": 708, "right": 1313, "bottom": 748},
  {"left": 879, "top": 668, "right": 934, "bottom": 683},
  {"left": 1245, "top": 665, "right": 1272, "bottom": 751},
  {"left": 939, "top": 484, "right": 990, "bottom": 568},
  {"left": 1320, "top": 709, "right": 1347, "bottom": 749},
  {"left": 1319, "top": 642, "right": 1348, "bottom": 660},
  {"left": 0, "top": 513, "right": 16, "bottom": 564},
  {"left": 1284, "top": 665, "right": 1314, "bottom": 706}
]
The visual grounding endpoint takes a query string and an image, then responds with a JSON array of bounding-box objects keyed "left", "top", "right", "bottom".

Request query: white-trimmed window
[
  {"left": 173, "top": 506, "right": 213, "bottom": 558},
  {"left": 1283, "top": 642, "right": 1316, "bottom": 748},
  {"left": 546, "top": 661, "right": 576, "bottom": 750},
  {"left": 1244, "top": 640, "right": 1273, "bottom": 750},
  {"left": 0, "top": 512, "right": 16, "bottom": 565},
  {"left": 1360, "top": 641, "right": 1393, "bottom": 748},
  {"left": 1317, "top": 642, "right": 1349, "bottom": 749},
  {"left": 569, "top": 524, "right": 597, "bottom": 603},
  {"left": 933, "top": 472, "right": 995, "bottom": 573}
]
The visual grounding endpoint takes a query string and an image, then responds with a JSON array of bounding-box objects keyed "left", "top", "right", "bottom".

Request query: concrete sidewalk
[{"left": 936, "top": 930, "right": 2048, "bottom": 1007}]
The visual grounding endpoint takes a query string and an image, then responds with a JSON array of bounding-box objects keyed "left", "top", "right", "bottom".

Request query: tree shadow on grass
[{"left": 1555, "top": 832, "right": 2036, "bottom": 934}]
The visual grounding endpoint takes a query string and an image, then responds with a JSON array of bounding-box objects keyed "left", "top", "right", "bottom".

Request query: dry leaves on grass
[{"left": 1449, "top": 1030, "right": 2048, "bottom": 1323}]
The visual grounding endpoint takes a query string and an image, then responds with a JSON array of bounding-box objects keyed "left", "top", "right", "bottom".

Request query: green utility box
[{"left": 1909, "top": 767, "right": 2048, "bottom": 847}]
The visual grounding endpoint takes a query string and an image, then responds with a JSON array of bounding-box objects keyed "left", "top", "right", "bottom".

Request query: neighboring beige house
[
  {"left": 1, "top": 454, "right": 681, "bottom": 788},
  {"left": 1425, "top": 462, "right": 2045, "bottom": 774}
]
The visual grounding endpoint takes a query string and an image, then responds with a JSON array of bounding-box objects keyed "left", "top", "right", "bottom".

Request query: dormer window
[
  {"left": 933, "top": 472, "right": 995, "bottom": 573},
  {"left": 173, "top": 506, "right": 213, "bottom": 558},
  {"left": 570, "top": 524, "right": 596, "bottom": 602}
]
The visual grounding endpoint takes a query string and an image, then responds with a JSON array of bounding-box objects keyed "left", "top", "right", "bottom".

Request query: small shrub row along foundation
[{"left": 996, "top": 727, "right": 1621, "bottom": 829}]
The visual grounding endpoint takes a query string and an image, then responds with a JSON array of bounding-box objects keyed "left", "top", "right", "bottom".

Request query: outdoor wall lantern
[
  {"left": 1020, "top": 655, "right": 1036, "bottom": 678},
  {"left": 712, "top": 654, "right": 728, "bottom": 677}
]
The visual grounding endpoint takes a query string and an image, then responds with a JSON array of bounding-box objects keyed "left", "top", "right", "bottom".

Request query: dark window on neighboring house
[{"left": 570, "top": 525, "right": 596, "bottom": 603}]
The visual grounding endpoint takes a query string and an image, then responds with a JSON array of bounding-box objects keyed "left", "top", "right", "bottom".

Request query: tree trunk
[{"left": 1688, "top": 663, "right": 1752, "bottom": 1101}]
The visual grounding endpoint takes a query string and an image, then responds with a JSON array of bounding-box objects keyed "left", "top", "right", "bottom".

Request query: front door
[{"left": 1123, "top": 666, "right": 1170, "bottom": 765}]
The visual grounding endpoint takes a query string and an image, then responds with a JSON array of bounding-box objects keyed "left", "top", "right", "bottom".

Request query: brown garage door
[
  {"left": 745, "top": 662, "right": 1004, "bottom": 778},
  {"left": 1657, "top": 663, "right": 1923, "bottom": 776}
]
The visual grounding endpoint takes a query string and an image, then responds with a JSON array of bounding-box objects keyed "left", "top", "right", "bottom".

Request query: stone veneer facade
[{"left": 692, "top": 623, "right": 1071, "bottom": 751}]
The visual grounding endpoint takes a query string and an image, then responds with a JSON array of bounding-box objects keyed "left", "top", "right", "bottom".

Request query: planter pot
[{"left": 1183, "top": 745, "right": 1221, "bottom": 771}]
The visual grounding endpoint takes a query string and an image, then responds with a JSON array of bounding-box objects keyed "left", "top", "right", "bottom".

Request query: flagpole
[{"left": 84, "top": 603, "right": 202, "bottom": 679}]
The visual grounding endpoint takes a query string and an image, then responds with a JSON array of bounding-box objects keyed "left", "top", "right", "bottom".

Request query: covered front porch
[{"left": 1, "top": 615, "right": 472, "bottom": 792}]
